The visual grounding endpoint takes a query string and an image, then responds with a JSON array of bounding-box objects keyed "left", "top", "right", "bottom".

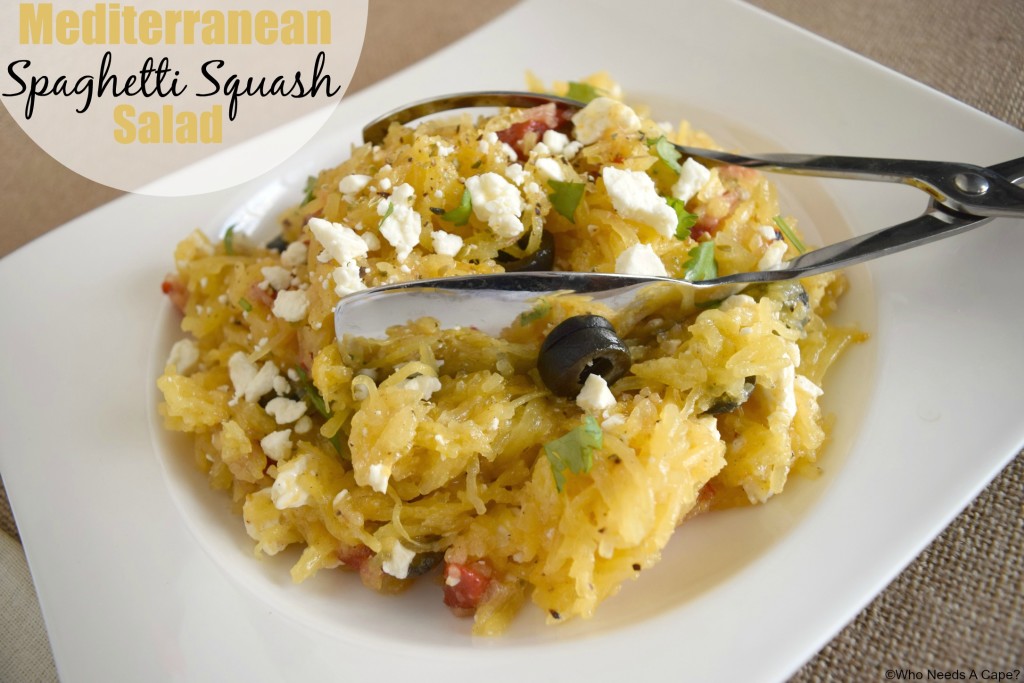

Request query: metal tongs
[{"left": 336, "top": 91, "right": 1024, "bottom": 338}]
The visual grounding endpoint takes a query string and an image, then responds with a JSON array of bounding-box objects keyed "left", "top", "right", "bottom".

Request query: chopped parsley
[
  {"left": 565, "top": 82, "right": 602, "bottom": 104},
  {"left": 223, "top": 225, "right": 236, "bottom": 255},
  {"left": 647, "top": 135, "right": 683, "bottom": 174},
  {"left": 665, "top": 196, "right": 698, "bottom": 240},
  {"left": 544, "top": 416, "right": 603, "bottom": 492},
  {"left": 294, "top": 367, "right": 329, "bottom": 418},
  {"left": 772, "top": 215, "right": 806, "bottom": 254},
  {"left": 683, "top": 241, "right": 718, "bottom": 281},
  {"left": 238, "top": 297, "right": 253, "bottom": 312},
  {"left": 518, "top": 300, "right": 550, "bottom": 326},
  {"left": 377, "top": 202, "right": 394, "bottom": 229},
  {"left": 547, "top": 179, "right": 586, "bottom": 223},
  {"left": 301, "top": 175, "right": 317, "bottom": 205},
  {"left": 441, "top": 189, "right": 472, "bottom": 226}
]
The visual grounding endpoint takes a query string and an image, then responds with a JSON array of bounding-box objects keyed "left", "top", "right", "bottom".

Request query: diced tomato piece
[
  {"left": 690, "top": 214, "right": 720, "bottom": 242},
  {"left": 442, "top": 560, "right": 492, "bottom": 616},
  {"left": 494, "top": 103, "right": 573, "bottom": 161},
  {"left": 337, "top": 545, "right": 373, "bottom": 571},
  {"left": 161, "top": 275, "right": 188, "bottom": 313}
]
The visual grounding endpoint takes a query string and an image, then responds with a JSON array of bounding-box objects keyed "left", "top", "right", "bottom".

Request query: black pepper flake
[
  {"left": 632, "top": 563, "right": 641, "bottom": 571},
  {"left": 549, "top": 610, "right": 561, "bottom": 620}
]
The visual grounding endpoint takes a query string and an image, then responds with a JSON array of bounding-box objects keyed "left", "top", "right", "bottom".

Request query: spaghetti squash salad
[{"left": 158, "top": 74, "right": 864, "bottom": 635}]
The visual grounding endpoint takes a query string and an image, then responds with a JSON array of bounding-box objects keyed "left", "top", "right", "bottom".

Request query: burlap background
[{"left": 1, "top": 1, "right": 1021, "bottom": 680}]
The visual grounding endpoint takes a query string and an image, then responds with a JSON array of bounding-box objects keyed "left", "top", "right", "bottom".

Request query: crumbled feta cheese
[
  {"left": 601, "top": 414, "right": 625, "bottom": 430},
  {"left": 245, "top": 361, "right": 280, "bottom": 402},
  {"left": 504, "top": 163, "right": 527, "bottom": 186},
  {"left": 272, "top": 289, "right": 309, "bottom": 322},
  {"left": 382, "top": 540, "right": 416, "bottom": 579},
  {"left": 602, "top": 167, "right": 677, "bottom": 238},
  {"left": 338, "top": 174, "right": 372, "bottom": 194},
  {"left": 260, "top": 429, "right": 292, "bottom": 461},
  {"left": 719, "top": 294, "right": 757, "bottom": 312},
  {"left": 332, "top": 261, "right": 366, "bottom": 297},
  {"left": 615, "top": 243, "right": 668, "bottom": 277},
  {"left": 293, "top": 416, "right": 313, "bottom": 434},
  {"left": 402, "top": 375, "right": 442, "bottom": 401},
  {"left": 436, "top": 142, "right": 455, "bottom": 157},
  {"left": 167, "top": 338, "right": 199, "bottom": 374},
  {"left": 576, "top": 374, "right": 616, "bottom": 414},
  {"left": 465, "top": 172, "right": 524, "bottom": 239},
  {"left": 352, "top": 382, "right": 369, "bottom": 401},
  {"left": 535, "top": 157, "right": 564, "bottom": 182},
  {"left": 280, "top": 241, "right": 308, "bottom": 267},
  {"left": 287, "top": 368, "right": 300, "bottom": 382},
  {"left": 308, "top": 217, "right": 368, "bottom": 264},
  {"left": 757, "top": 240, "right": 790, "bottom": 271},
  {"left": 531, "top": 142, "right": 551, "bottom": 158},
  {"left": 272, "top": 375, "right": 290, "bottom": 396},
  {"left": 378, "top": 183, "right": 422, "bottom": 262},
  {"left": 360, "top": 231, "right": 381, "bottom": 251},
  {"left": 571, "top": 97, "right": 642, "bottom": 144},
  {"left": 483, "top": 131, "right": 498, "bottom": 144},
  {"left": 542, "top": 130, "right": 570, "bottom": 154},
  {"left": 377, "top": 177, "right": 393, "bottom": 192},
  {"left": 756, "top": 225, "right": 779, "bottom": 243},
  {"left": 265, "top": 397, "right": 308, "bottom": 424},
  {"left": 332, "top": 489, "right": 349, "bottom": 507},
  {"left": 367, "top": 463, "right": 390, "bottom": 493},
  {"left": 260, "top": 266, "right": 292, "bottom": 291},
  {"left": 671, "top": 158, "right": 712, "bottom": 204},
  {"left": 524, "top": 181, "right": 540, "bottom": 196},
  {"left": 444, "top": 564, "right": 461, "bottom": 586},
  {"left": 499, "top": 143, "right": 518, "bottom": 162},
  {"left": 431, "top": 230, "right": 463, "bottom": 257},
  {"left": 271, "top": 453, "right": 310, "bottom": 509},
  {"left": 228, "top": 352, "right": 259, "bottom": 398},
  {"left": 562, "top": 140, "right": 583, "bottom": 160}
]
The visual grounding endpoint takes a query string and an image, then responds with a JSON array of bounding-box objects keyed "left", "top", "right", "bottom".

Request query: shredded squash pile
[{"left": 157, "top": 73, "right": 865, "bottom": 634}]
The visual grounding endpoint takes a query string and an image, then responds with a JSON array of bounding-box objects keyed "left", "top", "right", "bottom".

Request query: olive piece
[
  {"left": 704, "top": 376, "right": 757, "bottom": 415},
  {"left": 266, "top": 234, "right": 289, "bottom": 252},
  {"left": 497, "top": 231, "right": 555, "bottom": 272},
  {"left": 749, "top": 281, "right": 810, "bottom": 332},
  {"left": 538, "top": 315, "right": 631, "bottom": 397},
  {"left": 406, "top": 551, "right": 444, "bottom": 577}
]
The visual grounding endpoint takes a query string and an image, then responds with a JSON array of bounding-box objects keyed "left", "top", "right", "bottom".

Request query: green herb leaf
[
  {"left": 377, "top": 202, "right": 394, "bottom": 230},
  {"left": 665, "top": 196, "right": 698, "bottom": 241},
  {"left": 647, "top": 135, "right": 682, "bottom": 174},
  {"left": 683, "top": 241, "right": 718, "bottom": 281},
  {"left": 544, "top": 416, "right": 603, "bottom": 492},
  {"left": 441, "top": 188, "right": 472, "bottom": 226},
  {"left": 547, "top": 180, "right": 586, "bottom": 223},
  {"left": 223, "top": 225, "right": 236, "bottom": 255},
  {"left": 302, "top": 175, "right": 317, "bottom": 205},
  {"left": 238, "top": 297, "right": 253, "bottom": 312},
  {"left": 772, "top": 215, "right": 806, "bottom": 254},
  {"left": 518, "top": 301, "right": 551, "bottom": 326},
  {"left": 294, "top": 367, "right": 330, "bottom": 419},
  {"left": 565, "top": 82, "right": 603, "bottom": 104}
]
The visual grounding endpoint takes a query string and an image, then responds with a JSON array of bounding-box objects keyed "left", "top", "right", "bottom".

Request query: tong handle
[{"left": 678, "top": 147, "right": 1024, "bottom": 219}]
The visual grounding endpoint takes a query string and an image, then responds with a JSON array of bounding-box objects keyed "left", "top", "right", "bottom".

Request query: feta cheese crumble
[
  {"left": 431, "top": 230, "right": 463, "bottom": 257},
  {"left": 671, "top": 158, "right": 712, "bottom": 204},
  {"left": 280, "top": 240, "right": 308, "bottom": 267},
  {"left": 367, "top": 463, "right": 390, "bottom": 493},
  {"left": 576, "top": 373, "right": 617, "bottom": 414},
  {"left": 332, "top": 261, "right": 366, "bottom": 297},
  {"left": 541, "top": 129, "right": 570, "bottom": 154},
  {"left": 272, "top": 289, "right": 309, "bottom": 322},
  {"left": 244, "top": 360, "right": 280, "bottom": 402},
  {"left": 465, "top": 172, "right": 525, "bottom": 239},
  {"left": 259, "top": 266, "right": 292, "bottom": 291},
  {"left": 571, "top": 97, "right": 642, "bottom": 144},
  {"left": 378, "top": 183, "right": 422, "bottom": 262},
  {"left": 402, "top": 375, "right": 442, "bottom": 401},
  {"left": 535, "top": 157, "right": 564, "bottom": 182},
  {"left": 266, "top": 397, "right": 308, "bottom": 425},
  {"left": 271, "top": 453, "right": 310, "bottom": 509},
  {"left": 338, "top": 174, "right": 372, "bottom": 195},
  {"left": 757, "top": 240, "right": 790, "bottom": 271},
  {"left": 382, "top": 540, "right": 416, "bottom": 579},
  {"left": 602, "top": 167, "right": 677, "bottom": 238},
  {"left": 615, "top": 243, "right": 668, "bottom": 277},
  {"left": 167, "top": 338, "right": 199, "bottom": 374},
  {"left": 260, "top": 429, "right": 292, "bottom": 462},
  {"left": 308, "top": 217, "right": 368, "bottom": 264}
]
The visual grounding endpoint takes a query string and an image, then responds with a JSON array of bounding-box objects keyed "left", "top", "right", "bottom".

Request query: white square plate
[{"left": 2, "top": 1, "right": 1022, "bottom": 681}]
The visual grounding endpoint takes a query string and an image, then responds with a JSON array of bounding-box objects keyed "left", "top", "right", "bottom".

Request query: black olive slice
[
  {"left": 266, "top": 234, "right": 289, "bottom": 252},
  {"left": 538, "top": 315, "right": 631, "bottom": 397},
  {"left": 497, "top": 231, "right": 555, "bottom": 272},
  {"left": 406, "top": 551, "right": 444, "bottom": 577}
]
